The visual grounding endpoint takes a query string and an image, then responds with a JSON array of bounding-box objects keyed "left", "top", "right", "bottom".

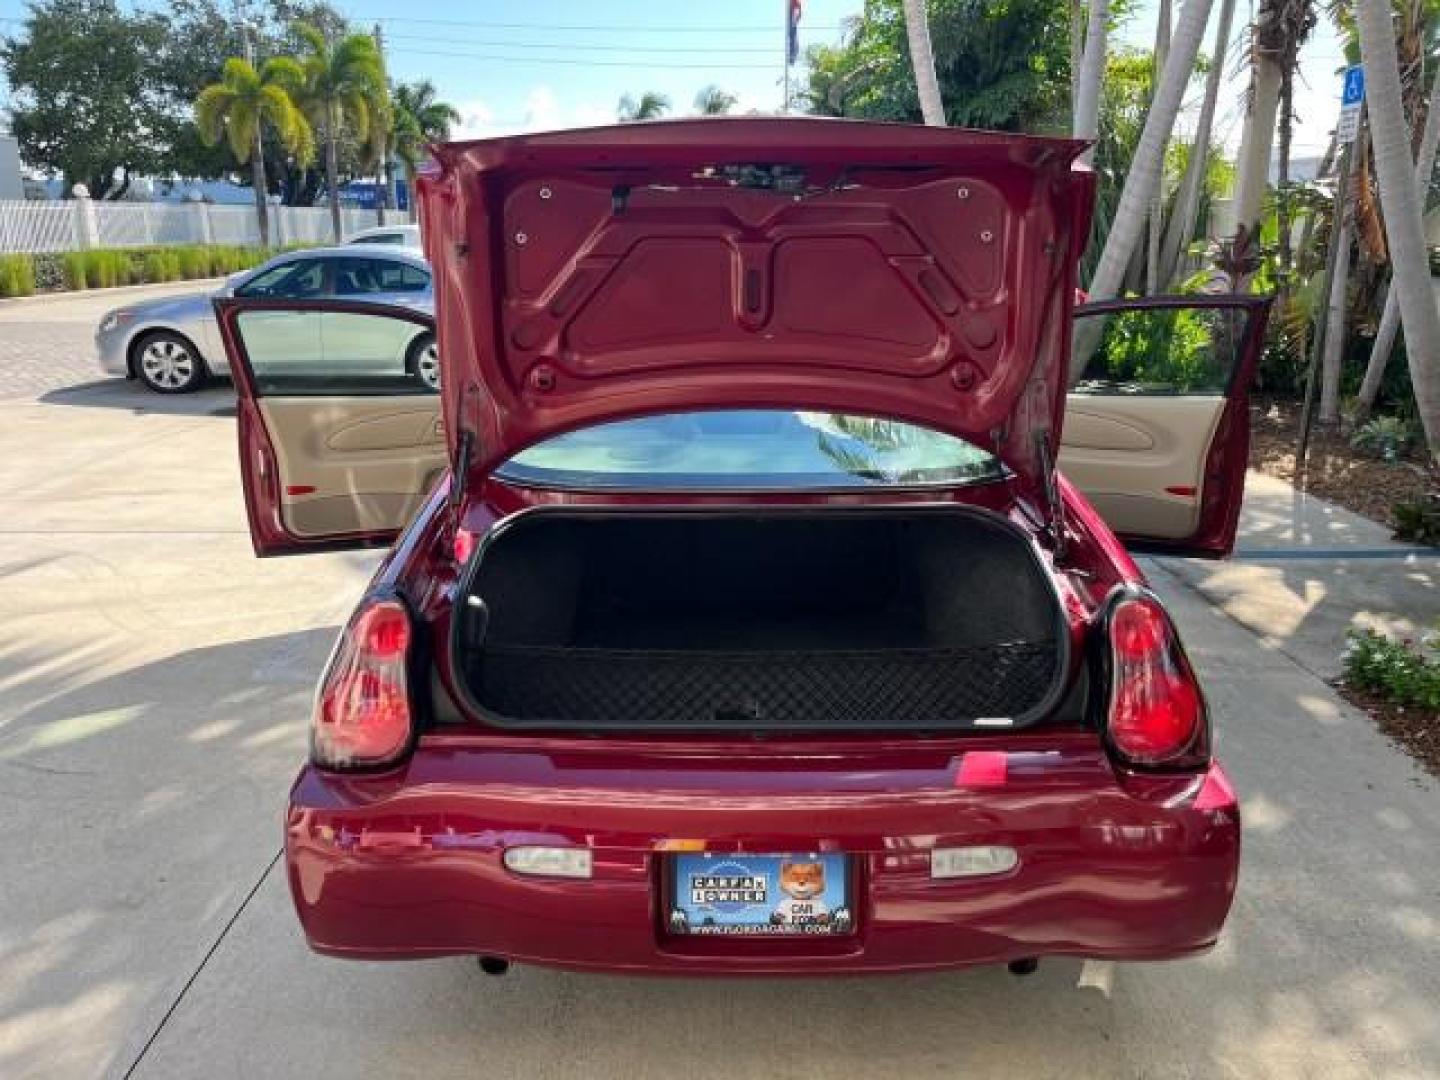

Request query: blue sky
[
  {"left": 359, "top": 0, "right": 863, "bottom": 132},
  {"left": 0, "top": 0, "right": 1353, "bottom": 157},
  {"left": 0, "top": 0, "right": 863, "bottom": 131}
]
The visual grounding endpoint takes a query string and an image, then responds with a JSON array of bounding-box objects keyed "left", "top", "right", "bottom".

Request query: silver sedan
[{"left": 96, "top": 245, "right": 435, "bottom": 393}]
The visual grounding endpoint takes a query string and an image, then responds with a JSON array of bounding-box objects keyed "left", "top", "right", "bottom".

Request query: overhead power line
[
  {"left": 386, "top": 45, "right": 779, "bottom": 70},
  {"left": 369, "top": 15, "right": 842, "bottom": 33},
  {"left": 380, "top": 32, "right": 780, "bottom": 54}
]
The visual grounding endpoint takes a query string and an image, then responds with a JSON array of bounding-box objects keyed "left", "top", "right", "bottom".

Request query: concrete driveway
[{"left": 1, "top": 298, "right": 1437, "bottom": 1079}]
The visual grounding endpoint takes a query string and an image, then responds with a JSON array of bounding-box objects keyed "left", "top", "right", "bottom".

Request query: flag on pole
[{"left": 787, "top": 0, "right": 803, "bottom": 65}]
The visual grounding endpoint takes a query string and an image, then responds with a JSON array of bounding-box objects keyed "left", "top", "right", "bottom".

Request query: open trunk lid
[{"left": 418, "top": 118, "right": 1094, "bottom": 502}]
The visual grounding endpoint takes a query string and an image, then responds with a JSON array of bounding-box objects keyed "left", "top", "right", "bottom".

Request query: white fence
[{"left": 0, "top": 197, "right": 377, "bottom": 254}]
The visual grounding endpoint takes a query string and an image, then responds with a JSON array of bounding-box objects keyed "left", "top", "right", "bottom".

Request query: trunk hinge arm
[{"left": 1036, "top": 430, "right": 1067, "bottom": 561}]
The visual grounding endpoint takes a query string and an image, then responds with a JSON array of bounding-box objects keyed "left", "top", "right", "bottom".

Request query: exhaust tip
[
  {"left": 478, "top": 956, "right": 511, "bottom": 976},
  {"left": 1007, "top": 958, "right": 1039, "bottom": 976}
]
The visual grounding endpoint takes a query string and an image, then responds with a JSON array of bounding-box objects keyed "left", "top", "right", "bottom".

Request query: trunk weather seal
[{"left": 447, "top": 503, "right": 1073, "bottom": 735}]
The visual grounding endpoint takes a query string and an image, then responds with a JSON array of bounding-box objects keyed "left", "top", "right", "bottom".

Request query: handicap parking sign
[
  {"left": 1341, "top": 65, "right": 1365, "bottom": 107},
  {"left": 1338, "top": 65, "right": 1365, "bottom": 143}
]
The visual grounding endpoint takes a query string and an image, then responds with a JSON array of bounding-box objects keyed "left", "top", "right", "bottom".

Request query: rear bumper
[{"left": 285, "top": 735, "right": 1240, "bottom": 974}]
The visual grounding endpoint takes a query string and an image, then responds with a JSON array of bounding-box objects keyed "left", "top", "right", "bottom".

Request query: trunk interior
[{"left": 457, "top": 508, "right": 1067, "bottom": 731}]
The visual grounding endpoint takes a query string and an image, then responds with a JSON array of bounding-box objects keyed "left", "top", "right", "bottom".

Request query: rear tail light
[
  {"left": 1102, "top": 591, "right": 1208, "bottom": 769},
  {"left": 312, "top": 598, "right": 415, "bottom": 769}
]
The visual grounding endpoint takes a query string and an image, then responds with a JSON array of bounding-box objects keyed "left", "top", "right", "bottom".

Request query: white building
[{"left": 0, "top": 135, "right": 24, "bottom": 201}]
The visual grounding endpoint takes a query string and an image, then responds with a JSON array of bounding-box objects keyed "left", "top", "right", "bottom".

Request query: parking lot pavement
[
  {"left": 0, "top": 327, "right": 1437, "bottom": 1079},
  {"left": 0, "top": 282, "right": 217, "bottom": 400}
]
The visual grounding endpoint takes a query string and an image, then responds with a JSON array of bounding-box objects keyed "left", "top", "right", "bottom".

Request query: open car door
[
  {"left": 1063, "top": 295, "right": 1271, "bottom": 557},
  {"left": 214, "top": 298, "right": 445, "bottom": 556}
]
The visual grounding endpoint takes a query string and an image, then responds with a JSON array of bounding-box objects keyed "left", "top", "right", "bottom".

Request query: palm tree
[
  {"left": 1230, "top": 20, "right": 1285, "bottom": 249},
  {"left": 1276, "top": 0, "right": 1318, "bottom": 291},
  {"left": 1318, "top": 122, "right": 1364, "bottom": 424},
  {"left": 369, "top": 25, "right": 391, "bottom": 227},
  {"left": 1159, "top": 0, "right": 1237, "bottom": 286},
  {"left": 902, "top": 0, "right": 946, "bottom": 125},
  {"left": 694, "top": 85, "right": 739, "bottom": 116},
  {"left": 293, "top": 22, "right": 388, "bottom": 242},
  {"left": 1229, "top": 0, "right": 1315, "bottom": 281},
  {"left": 1072, "top": 0, "right": 1216, "bottom": 379},
  {"left": 1356, "top": 0, "right": 1440, "bottom": 461},
  {"left": 1145, "top": 0, "right": 1173, "bottom": 294},
  {"left": 1072, "top": 0, "right": 1111, "bottom": 164},
  {"left": 618, "top": 92, "right": 671, "bottom": 121},
  {"left": 194, "top": 56, "right": 311, "bottom": 247},
  {"left": 1069, "top": 0, "right": 1085, "bottom": 110},
  {"left": 391, "top": 80, "right": 460, "bottom": 223},
  {"left": 1356, "top": 66, "right": 1440, "bottom": 421}
]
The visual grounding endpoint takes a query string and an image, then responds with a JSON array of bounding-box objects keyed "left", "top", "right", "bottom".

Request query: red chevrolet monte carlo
[{"left": 215, "top": 120, "right": 1267, "bottom": 976}]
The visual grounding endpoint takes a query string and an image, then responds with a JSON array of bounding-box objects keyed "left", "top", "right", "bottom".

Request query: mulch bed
[
  {"left": 1249, "top": 397, "right": 1435, "bottom": 531},
  {"left": 1335, "top": 684, "right": 1440, "bottom": 781}
]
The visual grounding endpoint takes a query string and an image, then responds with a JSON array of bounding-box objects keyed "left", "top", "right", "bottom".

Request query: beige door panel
[
  {"left": 1060, "top": 395, "right": 1224, "bottom": 540},
  {"left": 259, "top": 396, "right": 445, "bottom": 538}
]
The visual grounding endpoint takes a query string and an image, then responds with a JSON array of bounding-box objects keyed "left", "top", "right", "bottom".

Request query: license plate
[{"left": 667, "top": 852, "right": 852, "bottom": 936}]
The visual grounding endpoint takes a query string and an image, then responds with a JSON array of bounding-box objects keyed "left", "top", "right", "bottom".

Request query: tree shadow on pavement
[{"left": 0, "top": 626, "right": 337, "bottom": 1080}]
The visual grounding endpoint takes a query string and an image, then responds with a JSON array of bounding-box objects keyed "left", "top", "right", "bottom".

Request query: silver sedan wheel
[
  {"left": 137, "top": 337, "right": 201, "bottom": 392},
  {"left": 415, "top": 340, "right": 441, "bottom": 390}
]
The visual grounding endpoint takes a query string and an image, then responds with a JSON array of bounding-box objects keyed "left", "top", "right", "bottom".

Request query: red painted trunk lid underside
[{"left": 418, "top": 118, "right": 1095, "bottom": 497}]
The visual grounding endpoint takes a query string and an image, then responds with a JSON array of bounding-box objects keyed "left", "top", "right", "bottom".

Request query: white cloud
[
  {"left": 522, "top": 86, "right": 562, "bottom": 131},
  {"left": 453, "top": 99, "right": 498, "bottom": 140},
  {"left": 451, "top": 86, "right": 615, "bottom": 141},
  {"left": 570, "top": 101, "right": 615, "bottom": 129}
]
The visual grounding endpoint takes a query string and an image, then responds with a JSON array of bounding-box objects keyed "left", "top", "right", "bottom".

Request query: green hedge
[
  {"left": 0, "top": 245, "right": 288, "bottom": 298},
  {"left": 0, "top": 254, "right": 37, "bottom": 298}
]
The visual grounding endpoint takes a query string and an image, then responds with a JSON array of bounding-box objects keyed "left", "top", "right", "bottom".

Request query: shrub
[
  {"left": 84, "top": 250, "right": 125, "bottom": 288},
  {"left": 141, "top": 250, "right": 175, "bottom": 283},
  {"left": 176, "top": 246, "right": 211, "bottom": 279},
  {"left": 1343, "top": 627, "right": 1440, "bottom": 711},
  {"left": 122, "top": 248, "right": 149, "bottom": 283},
  {"left": 1393, "top": 494, "right": 1440, "bottom": 547},
  {"left": 0, "top": 254, "right": 37, "bottom": 298},
  {"left": 31, "top": 253, "right": 65, "bottom": 291},
  {"left": 211, "top": 245, "right": 266, "bottom": 275},
  {"left": 16, "top": 244, "right": 298, "bottom": 293},
  {"left": 102, "top": 250, "right": 131, "bottom": 287},
  {"left": 1351, "top": 416, "right": 1418, "bottom": 462},
  {"left": 1085, "top": 306, "right": 1225, "bottom": 392},
  {"left": 61, "top": 251, "right": 89, "bottom": 289}
]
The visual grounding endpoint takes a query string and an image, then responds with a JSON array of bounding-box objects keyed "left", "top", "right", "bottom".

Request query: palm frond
[
  {"left": 339, "top": 90, "right": 370, "bottom": 142},
  {"left": 694, "top": 85, "right": 739, "bottom": 115},
  {"left": 292, "top": 21, "right": 328, "bottom": 60},
  {"left": 193, "top": 84, "right": 233, "bottom": 147},
  {"left": 618, "top": 91, "right": 670, "bottom": 121},
  {"left": 220, "top": 57, "right": 259, "bottom": 93},
  {"left": 260, "top": 56, "right": 305, "bottom": 97},
  {"left": 225, "top": 98, "right": 256, "bottom": 162}
]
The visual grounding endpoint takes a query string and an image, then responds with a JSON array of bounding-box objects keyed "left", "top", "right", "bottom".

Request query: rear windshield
[{"left": 494, "top": 410, "right": 1002, "bottom": 491}]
